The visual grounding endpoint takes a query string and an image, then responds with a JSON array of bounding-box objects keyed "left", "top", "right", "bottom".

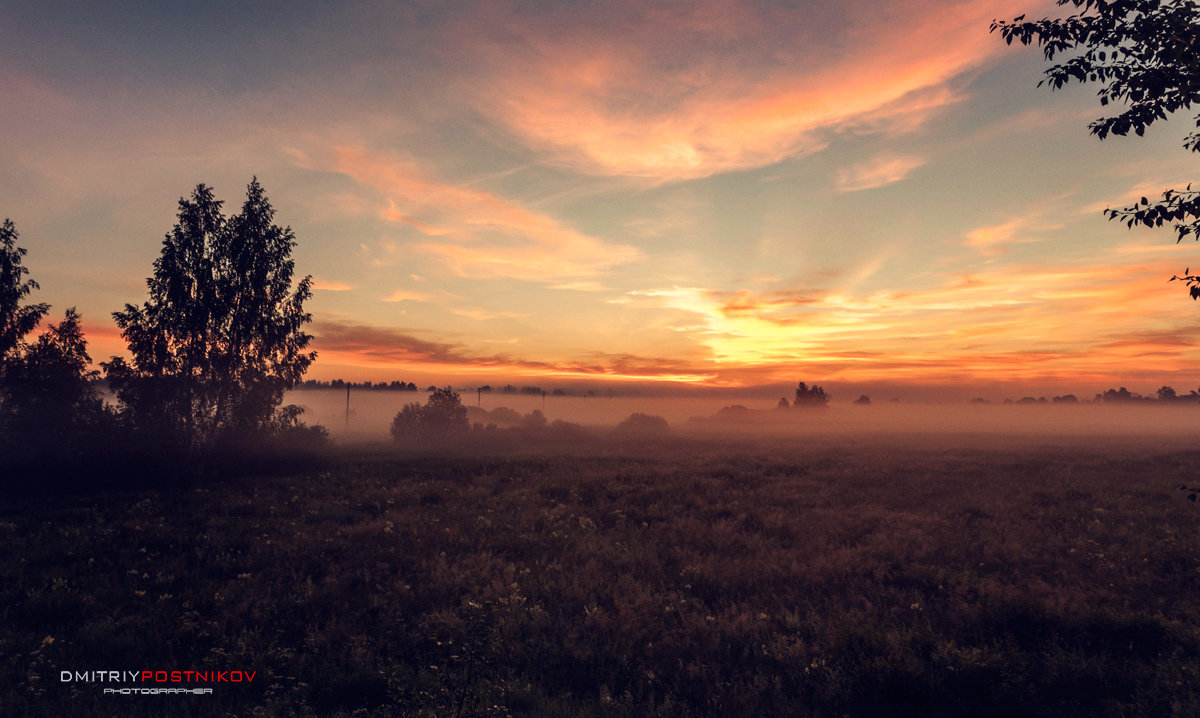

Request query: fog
[{"left": 287, "top": 389, "right": 1200, "bottom": 446}]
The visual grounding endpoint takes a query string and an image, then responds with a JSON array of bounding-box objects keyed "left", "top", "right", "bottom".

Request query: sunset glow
[{"left": 4, "top": 0, "right": 1199, "bottom": 400}]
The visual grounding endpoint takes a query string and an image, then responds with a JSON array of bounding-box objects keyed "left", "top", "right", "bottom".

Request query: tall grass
[{"left": 3, "top": 438, "right": 1199, "bottom": 716}]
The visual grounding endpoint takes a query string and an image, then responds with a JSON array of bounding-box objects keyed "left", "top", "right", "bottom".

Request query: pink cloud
[{"left": 444, "top": 0, "right": 1032, "bottom": 180}]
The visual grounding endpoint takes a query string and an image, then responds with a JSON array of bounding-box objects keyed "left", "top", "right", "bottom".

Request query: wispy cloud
[
  {"left": 963, "top": 218, "right": 1035, "bottom": 255},
  {"left": 963, "top": 210, "right": 1064, "bottom": 255},
  {"left": 313, "top": 319, "right": 716, "bottom": 383},
  {"left": 327, "top": 145, "right": 641, "bottom": 282},
  {"left": 314, "top": 278, "right": 354, "bottom": 292},
  {"left": 447, "top": 307, "right": 524, "bottom": 321},
  {"left": 381, "top": 288, "right": 438, "bottom": 303},
  {"left": 834, "top": 154, "right": 927, "bottom": 192}
]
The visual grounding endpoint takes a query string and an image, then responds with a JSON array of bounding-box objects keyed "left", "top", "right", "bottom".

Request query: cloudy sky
[{"left": 3, "top": 0, "right": 1198, "bottom": 399}]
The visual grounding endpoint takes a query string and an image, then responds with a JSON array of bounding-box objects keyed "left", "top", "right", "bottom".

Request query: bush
[
  {"left": 391, "top": 387, "right": 469, "bottom": 444},
  {"left": 613, "top": 412, "right": 670, "bottom": 438},
  {"left": 522, "top": 409, "right": 547, "bottom": 429}
]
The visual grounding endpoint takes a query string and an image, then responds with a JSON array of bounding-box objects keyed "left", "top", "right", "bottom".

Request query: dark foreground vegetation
[{"left": 4, "top": 438, "right": 1199, "bottom": 717}]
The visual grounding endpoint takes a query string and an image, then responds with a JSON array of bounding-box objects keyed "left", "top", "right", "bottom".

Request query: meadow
[{"left": 4, "top": 431, "right": 1200, "bottom": 717}]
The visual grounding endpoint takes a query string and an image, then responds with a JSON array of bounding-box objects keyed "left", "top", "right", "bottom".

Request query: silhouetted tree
[
  {"left": 1, "top": 308, "right": 106, "bottom": 438},
  {"left": 777, "top": 397, "right": 790, "bottom": 409},
  {"left": 793, "top": 381, "right": 831, "bottom": 408},
  {"left": 391, "top": 387, "right": 469, "bottom": 443},
  {"left": 993, "top": 1, "right": 1200, "bottom": 296},
  {"left": 1157, "top": 385, "right": 1178, "bottom": 402},
  {"left": 853, "top": 394, "right": 871, "bottom": 405},
  {"left": 0, "top": 219, "right": 49, "bottom": 368},
  {"left": 1052, "top": 394, "right": 1079, "bottom": 403},
  {"left": 104, "top": 181, "right": 316, "bottom": 452},
  {"left": 1098, "top": 386, "right": 1142, "bottom": 403}
]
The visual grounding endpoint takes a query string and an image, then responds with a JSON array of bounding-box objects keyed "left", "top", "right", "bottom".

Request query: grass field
[{"left": 4, "top": 435, "right": 1200, "bottom": 716}]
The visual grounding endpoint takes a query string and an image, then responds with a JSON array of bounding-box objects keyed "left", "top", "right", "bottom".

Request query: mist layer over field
[{"left": 288, "top": 389, "right": 1200, "bottom": 446}]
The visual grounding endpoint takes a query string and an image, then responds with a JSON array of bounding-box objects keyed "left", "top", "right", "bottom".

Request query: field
[{"left": 4, "top": 433, "right": 1200, "bottom": 716}]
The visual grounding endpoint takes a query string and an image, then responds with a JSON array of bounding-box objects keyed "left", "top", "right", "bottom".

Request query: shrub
[
  {"left": 522, "top": 409, "right": 547, "bottom": 429},
  {"left": 391, "top": 387, "right": 469, "bottom": 444},
  {"left": 613, "top": 412, "right": 670, "bottom": 438}
]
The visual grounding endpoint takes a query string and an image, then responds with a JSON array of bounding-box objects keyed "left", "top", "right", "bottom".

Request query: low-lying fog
[{"left": 287, "top": 389, "right": 1200, "bottom": 445}]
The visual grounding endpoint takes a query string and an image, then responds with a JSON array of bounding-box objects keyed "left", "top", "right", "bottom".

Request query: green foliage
[
  {"left": 993, "top": 0, "right": 1200, "bottom": 294},
  {"left": 104, "top": 180, "right": 316, "bottom": 451},
  {"left": 0, "top": 218, "right": 49, "bottom": 365},
  {"left": 391, "top": 387, "right": 470, "bottom": 443}
]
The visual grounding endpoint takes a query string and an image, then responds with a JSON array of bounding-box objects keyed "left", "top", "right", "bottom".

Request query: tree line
[
  {"left": 986, "top": 386, "right": 1200, "bottom": 405},
  {"left": 299, "top": 379, "right": 421, "bottom": 392}
]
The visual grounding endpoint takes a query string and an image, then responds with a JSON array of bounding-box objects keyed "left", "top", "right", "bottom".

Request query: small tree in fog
[
  {"left": 793, "top": 382, "right": 830, "bottom": 408},
  {"left": 391, "top": 387, "right": 469, "bottom": 443},
  {"left": 522, "top": 409, "right": 547, "bottom": 429},
  {"left": 613, "top": 412, "right": 670, "bottom": 438}
]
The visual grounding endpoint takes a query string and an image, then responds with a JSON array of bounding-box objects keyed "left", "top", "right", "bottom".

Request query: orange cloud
[
  {"left": 381, "top": 289, "right": 438, "bottom": 303},
  {"left": 712, "top": 289, "right": 821, "bottom": 319},
  {"left": 448, "top": 0, "right": 1032, "bottom": 180},
  {"left": 963, "top": 218, "right": 1033, "bottom": 254},
  {"left": 312, "top": 319, "right": 716, "bottom": 384},
  {"left": 447, "top": 307, "right": 524, "bottom": 321},
  {"left": 963, "top": 207, "right": 1067, "bottom": 255},
  {"left": 328, "top": 145, "right": 641, "bottom": 281},
  {"left": 314, "top": 278, "right": 354, "bottom": 291}
]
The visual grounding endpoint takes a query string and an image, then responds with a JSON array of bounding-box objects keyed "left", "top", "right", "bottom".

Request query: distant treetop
[{"left": 794, "top": 382, "right": 831, "bottom": 408}]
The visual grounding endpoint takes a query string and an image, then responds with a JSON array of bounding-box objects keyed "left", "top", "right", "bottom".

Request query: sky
[{"left": 3, "top": 0, "right": 1199, "bottom": 401}]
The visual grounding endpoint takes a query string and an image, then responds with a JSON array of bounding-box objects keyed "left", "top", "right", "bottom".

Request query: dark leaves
[
  {"left": 105, "top": 181, "right": 317, "bottom": 451},
  {"left": 994, "top": 0, "right": 1200, "bottom": 259}
]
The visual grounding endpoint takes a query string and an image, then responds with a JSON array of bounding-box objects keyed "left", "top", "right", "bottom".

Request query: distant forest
[
  {"left": 295, "top": 380, "right": 593, "bottom": 397},
  {"left": 978, "top": 386, "right": 1200, "bottom": 405}
]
